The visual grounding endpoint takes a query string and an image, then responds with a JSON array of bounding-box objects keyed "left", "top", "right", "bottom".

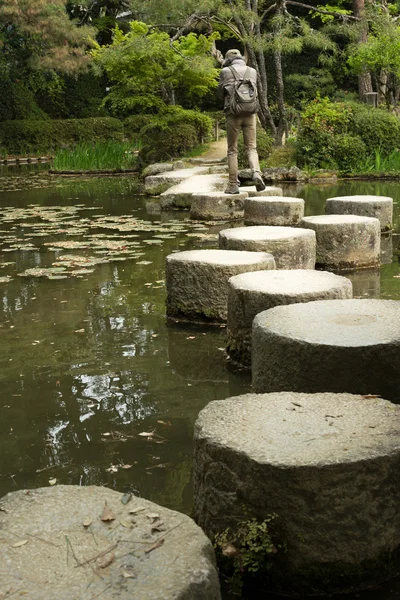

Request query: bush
[
  {"left": 296, "top": 96, "right": 400, "bottom": 170},
  {"left": 0, "top": 118, "right": 124, "bottom": 155},
  {"left": 238, "top": 127, "right": 273, "bottom": 168},
  {"left": 331, "top": 134, "right": 367, "bottom": 173},
  {"left": 138, "top": 107, "right": 213, "bottom": 164},
  {"left": 124, "top": 114, "right": 154, "bottom": 139},
  {"left": 351, "top": 106, "right": 400, "bottom": 156}
]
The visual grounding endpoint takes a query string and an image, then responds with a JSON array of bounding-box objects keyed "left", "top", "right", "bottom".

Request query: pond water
[{"left": 0, "top": 174, "right": 399, "bottom": 599}]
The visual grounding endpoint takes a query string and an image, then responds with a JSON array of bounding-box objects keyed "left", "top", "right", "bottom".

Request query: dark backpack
[{"left": 228, "top": 66, "right": 259, "bottom": 116}]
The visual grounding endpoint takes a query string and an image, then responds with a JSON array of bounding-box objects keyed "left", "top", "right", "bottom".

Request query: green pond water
[{"left": 0, "top": 173, "right": 399, "bottom": 599}]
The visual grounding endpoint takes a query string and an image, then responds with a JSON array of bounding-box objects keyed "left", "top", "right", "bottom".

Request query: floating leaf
[{"left": 138, "top": 431, "right": 154, "bottom": 437}]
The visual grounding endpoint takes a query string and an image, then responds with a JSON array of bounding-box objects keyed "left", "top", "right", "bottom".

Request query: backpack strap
[{"left": 228, "top": 66, "right": 239, "bottom": 80}]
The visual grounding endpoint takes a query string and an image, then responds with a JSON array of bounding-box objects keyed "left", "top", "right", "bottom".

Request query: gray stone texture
[
  {"left": 142, "top": 162, "right": 174, "bottom": 177},
  {"left": 252, "top": 299, "right": 400, "bottom": 401},
  {"left": 238, "top": 185, "right": 283, "bottom": 197},
  {"left": 219, "top": 226, "right": 316, "bottom": 269},
  {"left": 190, "top": 191, "right": 248, "bottom": 221},
  {"left": 301, "top": 214, "right": 381, "bottom": 270},
  {"left": 160, "top": 174, "right": 226, "bottom": 210},
  {"left": 326, "top": 195, "right": 393, "bottom": 231},
  {"left": 227, "top": 269, "right": 352, "bottom": 366},
  {"left": 193, "top": 391, "right": 400, "bottom": 589},
  {"left": 0, "top": 485, "right": 220, "bottom": 600},
  {"left": 244, "top": 196, "right": 305, "bottom": 226},
  {"left": 144, "top": 167, "right": 208, "bottom": 196},
  {"left": 261, "top": 166, "right": 306, "bottom": 182},
  {"left": 166, "top": 249, "right": 275, "bottom": 323}
]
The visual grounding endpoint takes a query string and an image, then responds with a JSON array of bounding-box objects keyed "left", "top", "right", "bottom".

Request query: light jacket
[{"left": 217, "top": 57, "right": 258, "bottom": 115}]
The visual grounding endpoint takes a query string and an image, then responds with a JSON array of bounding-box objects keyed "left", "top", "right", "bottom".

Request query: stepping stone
[
  {"left": 166, "top": 249, "right": 275, "bottom": 323},
  {"left": 0, "top": 485, "right": 220, "bottom": 600},
  {"left": 193, "top": 391, "right": 400, "bottom": 595},
  {"left": 227, "top": 270, "right": 352, "bottom": 366},
  {"left": 244, "top": 196, "right": 304, "bottom": 226},
  {"left": 326, "top": 195, "right": 393, "bottom": 231},
  {"left": 145, "top": 167, "right": 209, "bottom": 195},
  {"left": 190, "top": 190, "right": 249, "bottom": 221},
  {"left": 160, "top": 174, "right": 226, "bottom": 210},
  {"left": 219, "top": 226, "right": 316, "bottom": 269},
  {"left": 301, "top": 215, "right": 380, "bottom": 270},
  {"left": 252, "top": 298, "right": 400, "bottom": 401},
  {"left": 239, "top": 185, "right": 283, "bottom": 197}
]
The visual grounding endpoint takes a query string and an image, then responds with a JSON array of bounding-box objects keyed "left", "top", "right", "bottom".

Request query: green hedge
[
  {"left": 138, "top": 107, "right": 213, "bottom": 164},
  {"left": 296, "top": 96, "right": 400, "bottom": 171},
  {"left": 0, "top": 117, "right": 124, "bottom": 154}
]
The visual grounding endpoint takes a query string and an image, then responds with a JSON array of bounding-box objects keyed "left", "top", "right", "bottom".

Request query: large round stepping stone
[
  {"left": 252, "top": 299, "right": 400, "bottom": 401},
  {"left": 326, "top": 195, "right": 393, "bottom": 231},
  {"left": 301, "top": 214, "right": 380, "bottom": 270},
  {"left": 227, "top": 270, "right": 352, "bottom": 366},
  {"left": 166, "top": 249, "right": 275, "bottom": 323},
  {"left": 0, "top": 485, "right": 220, "bottom": 600},
  {"left": 244, "top": 196, "right": 304, "bottom": 226},
  {"left": 193, "top": 391, "right": 400, "bottom": 594},
  {"left": 190, "top": 190, "right": 248, "bottom": 221},
  {"left": 239, "top": 184, "right": 283, "bottom": 197},
  {"left": 219, "top": 226, "right": 316, "bottom": 269}
]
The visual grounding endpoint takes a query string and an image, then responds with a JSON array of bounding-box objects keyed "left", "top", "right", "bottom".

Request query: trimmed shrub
[
  {"left": 351, "top": 106, "right": 400, "bottom": 156},
  {"left": 331, "top": 134, "right": 367, "bottom": 173},
  {"left": 0, "top": 118, "right": 124, "bottom": 155},
  {"left": 138, "top": 107, "right": 213, "bottom": 164},
  {"left": 238, "top": 127, "right": 273, "bottom": 168}
]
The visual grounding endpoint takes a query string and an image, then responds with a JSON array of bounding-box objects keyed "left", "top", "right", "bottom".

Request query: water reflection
[{"left": 0, "top": 177, "right": 399, "bottom": 524}]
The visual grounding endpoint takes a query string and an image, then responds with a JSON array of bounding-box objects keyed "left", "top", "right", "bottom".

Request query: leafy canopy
[{"left": 91, "top": 21, "right": 220, "bottom": 114}]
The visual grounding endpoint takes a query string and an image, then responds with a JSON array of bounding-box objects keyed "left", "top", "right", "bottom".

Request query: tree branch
[{"left": 285, "top": 0, "right": 359, "bottom": 20}]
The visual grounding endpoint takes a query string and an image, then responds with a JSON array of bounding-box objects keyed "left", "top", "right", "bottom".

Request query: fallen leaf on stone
[
  {"left": 146, "top": 513, "right": 160, "bottom": 523},
  {"left": 138, "top": 431, "right": 154, "bottom": 437},
  {"left": 129, "top": 507, "right": 145, "bottom": 515},
  {"left": 83, "top": 518, "right": 92, "bottom": 528},
  {"left": 100, "top": 502, "right": 116, "bottom": 522},
  {"left": 120, "top": 520, "right": 133, "bottom": 529},
  {"left": 145, "top": 538, "right": 164, "bottom": 554},
  {"left": 122, "top": 570, "right": 135, "bottom": 579},
  {"left": 12, "top": 540, "right": 28, "bottom": 548},
  {"left": 121, "top": 493, "right": 132, "bottom": 505},
  {"left": 97, "top": 552, "right": 115, "bottom": 569},
  {"left": 49, "top": 478, "right": 57, "bottom": 486},
  {"left": 361, "top": 394, "right": 381, "bottom": 399},
  {"left": 151, "top": 524, "right": 166, "bottom": 534}
]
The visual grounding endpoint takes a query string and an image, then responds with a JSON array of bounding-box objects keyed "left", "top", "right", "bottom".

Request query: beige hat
[{"left": 225, "top": 49, "right": 242, "bottom": 59}]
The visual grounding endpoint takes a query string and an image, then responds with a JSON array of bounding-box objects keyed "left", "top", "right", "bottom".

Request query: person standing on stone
[{"left": 217, "top": 48, "right": 266, "bottom": 195}]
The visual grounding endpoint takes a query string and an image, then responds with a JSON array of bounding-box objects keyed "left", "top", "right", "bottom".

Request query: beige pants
[{"left": 226, "top": 113, "right": 261, "bottom": 185}]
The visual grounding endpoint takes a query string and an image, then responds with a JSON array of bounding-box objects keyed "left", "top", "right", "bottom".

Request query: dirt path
[{"left": 199, "top": 139, "right": 227, "bottom": 161}]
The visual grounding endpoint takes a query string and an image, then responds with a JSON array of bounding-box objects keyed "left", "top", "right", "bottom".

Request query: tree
[{"left": 91, "top": 20, "right": 219, "bottom": 115}]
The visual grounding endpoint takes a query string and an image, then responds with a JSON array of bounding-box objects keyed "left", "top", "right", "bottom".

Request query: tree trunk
[
  {"left": 272, "top": 2, "right": 288, "bottom": 146},
  {"left": 353, "top": 0, "right": 373, "bottom": 100}
]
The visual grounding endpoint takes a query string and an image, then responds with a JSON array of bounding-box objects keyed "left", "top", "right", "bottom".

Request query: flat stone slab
[
  {"left": 252, "top": 298, "right": 400, "bottom": 401},
  {"left": 244, "top": 196, "right": 304, "bottom": 226},
  {"left": 166, "top": 249, "right": 276, "bottom": 323},
  {"left": 145, "top": 167, "right": 209, "bottom": 196},
  {"left": 190, "top": 190, "right": 249, "bottom": 221},
  {"left": 326, "top": 195, "right": 393, "bottom": 231},
  {"left": 219, "top": 226, "right": 316, "bottom": 269},
  {"left": 0, "top": 485, "right": 220, "bottom": 600},
  {"left": 193, "top": 391, "right": 400, "bottom": 593},
  {"left": 239, "top": 185, "right": 283, "bottom": 197},
  {"left": 160, "top": 174, "right": 226, "bottom": 210},
  {"left": 142, "top": 162, "right": 174, "bottom": 177},
  {"left": 227, "top": 269, "right": 352, "bottom": 366},
  {"left": 301, "top": 214, "right": 381, "bottom": 270}
]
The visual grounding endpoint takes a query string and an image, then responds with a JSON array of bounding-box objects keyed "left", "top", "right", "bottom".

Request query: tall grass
[
  {"left": 52, "top": 140, "right": 141, "bottom": 171},
  {"left": 352, "top": 148, "right": 400, "bottom": 175}
]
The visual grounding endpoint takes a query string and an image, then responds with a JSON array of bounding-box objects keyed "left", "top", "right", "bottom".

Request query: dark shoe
[
  {"left": 253, "top": 173, "right": 266, "bottom": 192},
  {"left": 224, "top": 184, "right": 240, "bottom": 194}
]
